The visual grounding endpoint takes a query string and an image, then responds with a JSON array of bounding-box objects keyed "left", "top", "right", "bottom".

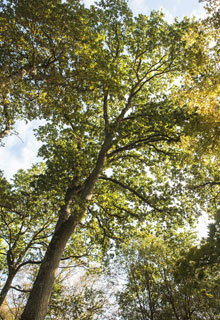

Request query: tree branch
[
  {"left": 80, "top": 134, "right": 113, "bottom": 201},
  {"left": 61, "top": 253, "right": 90, "bottom": 261},
  {"left": 108, "top": 134, "right": 179, "bottom": 157},
  {"left": 0, "top": 103, "right": 11, "bottom": 140},
  {"left": 0, "top": 203, "right": 23, "bottom": 216},
  {"left": 190, "top": 181, "right": 220, "bottom": 189},
  {"left": 116, "top": 54, "right": 172, "bottom": 123},
  {"left": 103, "top": 86, "right": 109, "bottom": 136},
  {"left": 17, "top": 259, "right": 43, "bottom": 270},
  {"left": 10, "top": 286, "right": 31, "bottom": 293},
  {"left": 99, "top": 176, "right": 163, "bottom": 212}
]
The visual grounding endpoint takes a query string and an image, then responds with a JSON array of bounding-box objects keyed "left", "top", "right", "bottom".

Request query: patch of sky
[
  {"left": 0, "top": 120, "right": 45, "bottom": 180},
  {"left": 129, "top": 0, "right": 205, "bottom": 19},
  {"left": 83, "top": 0, "right": 205, "bottom": 20},
  {"left": 197, "top": 213, "right": 211, "bottom": 239}
]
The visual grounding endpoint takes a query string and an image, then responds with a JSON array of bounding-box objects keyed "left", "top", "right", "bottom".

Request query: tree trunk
[
  {"left": 0, "top": 270, "right": 16, "bottom": 307},
  {"left": 20, "top": 212, "right": 82, "bottom": 320},
  {"left": 20, "top": 134, "right": 113, "bottom": 320}
]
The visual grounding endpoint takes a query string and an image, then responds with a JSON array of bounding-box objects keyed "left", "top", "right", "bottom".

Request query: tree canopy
[{"left": 0, "top": 0, "right": 220, "bottom": 319}]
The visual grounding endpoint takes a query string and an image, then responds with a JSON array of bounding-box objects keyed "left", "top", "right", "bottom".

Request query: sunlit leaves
[{"left": 114, "top": 230, "right": 220, "bottom": 320}]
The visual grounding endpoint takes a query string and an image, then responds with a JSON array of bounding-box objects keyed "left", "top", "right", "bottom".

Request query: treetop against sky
[
  {"left": 0, "top": 0, "right": 209, "bottom": 238},
  {"left": 0, "top": 0, "right": 206, "bottom": 180},
  {"left": 84, "top": 0, "right": 206, "bottom": 19}
]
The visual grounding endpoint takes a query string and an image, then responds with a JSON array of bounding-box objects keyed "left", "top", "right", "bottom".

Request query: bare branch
[
  {"left": 103, "top": 87, "right": 109, "bottom": 136},
  {"left": 17, "top": 259, "right": 43, "bottom": 270},
  {"left": 10, "top": 286, "right": 31, "bottom": 293}
]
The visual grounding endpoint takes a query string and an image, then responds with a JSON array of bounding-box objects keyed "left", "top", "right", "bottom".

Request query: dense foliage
[
  {"left": 0, "top": 0, "right": 219, "bottom": 319},
  {"left": 113, "top": 230, "right": 220, "bottom": 320}
]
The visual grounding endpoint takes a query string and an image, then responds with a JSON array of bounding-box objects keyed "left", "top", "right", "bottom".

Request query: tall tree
[{"left": 0, "top": 0, "right": 216, "bottom": 319}]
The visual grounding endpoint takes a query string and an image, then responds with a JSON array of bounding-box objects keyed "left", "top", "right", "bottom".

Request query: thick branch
[
  {"left": 80, "top": 134, "right": 113, "bottom": 200},
  {"left": 61, "top": 253, "right": 90, "bottom": 261},
  {"left": 17, "top": 259, "right": 43, "bottom": 271},
  {"left": 108, "top": 134, "right": 179, "bottom": 157},
  {"left": 55, "top": 178, "right": 82, "bottom": 231},
  {"left": 99, "top": 176, "right": 163, "bottom": 212},
  {"left": 116, "top": 92, "right": 134, "bottom": 122}
]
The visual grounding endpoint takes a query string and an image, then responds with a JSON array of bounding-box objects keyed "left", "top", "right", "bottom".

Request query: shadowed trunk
[
  {"left": 0, "top": 270, "right": 16, "bottom": 307},
  {"left": 20, "top": 211, "right": 83, "bottom": 320}
]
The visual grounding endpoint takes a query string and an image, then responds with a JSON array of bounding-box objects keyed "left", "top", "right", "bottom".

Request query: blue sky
[
  {"left": 0, "top": 0, "right": 208, "bottom": 236},
  {"left": 128, "top": 0, "right": 205, "bottom": 19},
  {"left": 84, "top": 0, "right": 205, "bottom": 20}
]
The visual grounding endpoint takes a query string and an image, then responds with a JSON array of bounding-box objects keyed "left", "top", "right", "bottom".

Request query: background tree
[
  {"left": 46, "top": 272, "right": 108, "bottom": 320},
  {"left": 114, "top": 230, "right": 220, "bottom": 320},
  {"left": 174, "top": 0, "right": 220, "bottom": 162},
  {"left": 0, "top": 165, "right": 111, "bottom": 308},
  {"left": 0, "top": 166, "right": 58, "bottom": 307},
  {"left": 0, "top": 263, "right": 108, "bottom": 320}
]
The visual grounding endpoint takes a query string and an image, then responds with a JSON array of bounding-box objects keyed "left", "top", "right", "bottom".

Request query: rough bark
[
  {"left": 20, "top": 212, "right": 82, "bottom": 320},
  {"left": 20, "top": 134, "right": 113, "bottom": 320}
]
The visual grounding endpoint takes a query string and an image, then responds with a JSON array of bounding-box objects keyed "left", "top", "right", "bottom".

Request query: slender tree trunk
[{"left": 0, "top": 270, "right": 16, "bottom": 307}]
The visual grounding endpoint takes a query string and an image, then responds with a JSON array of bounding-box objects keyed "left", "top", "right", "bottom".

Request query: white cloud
[
  {"left": 159, "top": 6, "right": 175, "bottom": 23},
  {"left": 190, "top": 6, "right": 207, "bottom": 19},
  {"left": 0, "top": 120, "right": 44, "bottom": 180},
  {"left": 196, "top": 213, "right": 211, "bottom": 239},
  {"left": 83, "top": 0, "right": 95, "bottom": 8},
  {"left": 128, "top": 0, "right": 149, "bottom": 16}
]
